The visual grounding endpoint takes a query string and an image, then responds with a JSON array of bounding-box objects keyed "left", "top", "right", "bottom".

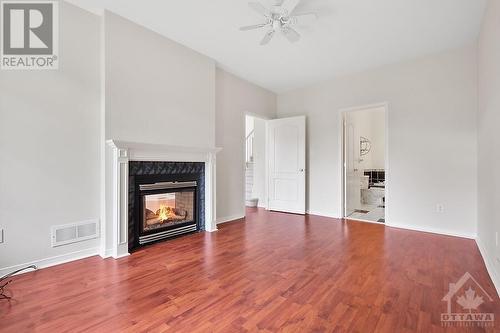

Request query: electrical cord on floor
[{"left": 0, "top": 265, "right": 37, "bottom": 300}]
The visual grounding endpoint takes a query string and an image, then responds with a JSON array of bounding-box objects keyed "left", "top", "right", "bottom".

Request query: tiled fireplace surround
[{"left": 104, "top": 140, "right": 220, "bottom": 258}]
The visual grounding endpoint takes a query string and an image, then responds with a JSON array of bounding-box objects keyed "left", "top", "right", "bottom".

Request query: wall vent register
[{"left": 51, "top": 220, "right": 99, "bottom": 247}]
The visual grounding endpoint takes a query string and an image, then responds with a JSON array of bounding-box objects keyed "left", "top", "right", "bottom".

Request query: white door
[
  {"left": 344, "top": 115, "right": 361, "bottom": 217},
  {"left": 267, "top": 116, "right": 306, "bottom": 214}
]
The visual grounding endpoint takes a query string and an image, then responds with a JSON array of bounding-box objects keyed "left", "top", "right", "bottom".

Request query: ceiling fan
[{"left": 240, "top": 0, "right": 318, "bottom": 45}]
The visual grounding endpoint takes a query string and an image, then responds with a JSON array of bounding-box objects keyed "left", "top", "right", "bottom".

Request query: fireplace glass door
[{"left": 143, "top": 190, "right": 195, "bottom": 232}]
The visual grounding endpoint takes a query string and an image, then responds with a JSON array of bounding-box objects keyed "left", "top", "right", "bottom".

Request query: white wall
[
  {"left": 477, "top": 0, "right": 500, "bottom": 291},
  {"left": 368, "top": 111, "right": 386, "bottom": 170},
  {"left": 104, "top": 11, "right": 216, "bottom": 147},
  {"left": 278, "top": 46, "right": 478, "bottom": 238},
  {"left": 0, "top": 2, "right": 101, "bottom": 270},
  {"left": 216, "top": 69, "right": 276, "bottom": 222}
]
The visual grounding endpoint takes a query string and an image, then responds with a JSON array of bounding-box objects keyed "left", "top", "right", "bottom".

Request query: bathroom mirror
[{"left": 360, "top": 137, "right": 371, "bottom": 156}]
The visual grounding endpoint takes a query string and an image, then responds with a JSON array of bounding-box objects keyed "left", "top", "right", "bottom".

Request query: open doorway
[
  {"left": 245, "top": 115, "right": 267, "bottom": 209},
  {"left": 342, "top": 104, "right": 387, "bottom": 223},
  {"left": 244, "top": 114, "right": 306, "bottom": 214}
]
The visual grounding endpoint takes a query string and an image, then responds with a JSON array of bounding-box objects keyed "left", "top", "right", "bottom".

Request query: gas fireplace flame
[{"left": 156, "top": 205, "right": 178, "bottom": 222}]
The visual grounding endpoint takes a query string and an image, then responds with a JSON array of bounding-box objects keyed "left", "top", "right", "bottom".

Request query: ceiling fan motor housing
[{"left": 240, "top": 0, "right": 317, "bottom": 45}]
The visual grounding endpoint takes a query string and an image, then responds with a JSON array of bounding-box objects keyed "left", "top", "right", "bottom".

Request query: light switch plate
[{"left": 0, "top": 228, "right": 4, "bottom": 243}]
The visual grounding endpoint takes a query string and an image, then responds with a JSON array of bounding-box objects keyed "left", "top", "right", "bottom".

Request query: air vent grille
[
  {"left": 51, "top": 220, "right": 99, "bottom": 247},
  {"left": 55, "top": 227, "right": 77, "bottom": 243}
]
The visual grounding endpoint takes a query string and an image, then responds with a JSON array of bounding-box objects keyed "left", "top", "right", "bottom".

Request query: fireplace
[
  {"left": 106, "top": 140, "right": 219, "bottom": 258},
  {"left": 138, "top": 181, "right": 197, "bottom": 245},
  {"left": 129, "top": 161, "right": 205, "bottom": 251}
]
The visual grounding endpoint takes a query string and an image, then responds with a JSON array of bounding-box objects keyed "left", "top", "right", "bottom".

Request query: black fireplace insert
[
  {"left": 138, "top": 181, "right": 197, "bottom": 246},
  {"left": 129, "top": 161, "right": 205, "bottom": 251}
]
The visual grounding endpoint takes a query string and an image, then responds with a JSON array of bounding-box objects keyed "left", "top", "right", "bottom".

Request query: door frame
[
  {"left": 244, "top": 112, "right": 272, "bottom": 211},
  {"left": 339, "top": 102, "right": 390, "bottom": 224}
]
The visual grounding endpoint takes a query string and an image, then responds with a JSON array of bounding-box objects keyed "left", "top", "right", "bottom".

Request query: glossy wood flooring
[{"left": 1, "top": 208, "right": 499, "bottom": 332}]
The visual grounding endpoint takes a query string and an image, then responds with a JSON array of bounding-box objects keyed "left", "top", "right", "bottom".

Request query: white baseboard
[
  {"left": 475, "top": 237, "right": 500, "bottom": 296},
  {"left": 114, "top": 252, "right": 130, "bottom": 259},
  {"left": 100, "top": 248, "right": 113, "bottom": 259},
  {"left": 305, "top": 213, "right": 476, "bottom": 240},
  {"left": 99, "top": 248, "right": 131, "bottom": 259},
  {"left": 386, "top": 223, "right": 476, "bottom": 239},
  {"left": 216, "top": 214, "right": 245, "bottom": 225},
  {"left": 306, "top": 210, "right": 340, "bottom": 219},
  {"left": 0, "top": 247, "right": 100, "bottom": 277}
]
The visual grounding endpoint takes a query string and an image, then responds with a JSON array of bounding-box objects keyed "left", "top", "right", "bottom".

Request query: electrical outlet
[{"left": 436, "top": 204, "right": 445, "bottom": 213}]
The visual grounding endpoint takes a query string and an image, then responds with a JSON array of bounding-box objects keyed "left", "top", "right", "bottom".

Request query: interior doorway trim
[
  {"left": 339, "top": 102, "right": 389, "bottom": 224},
  {"left": 244, "top": 112, "right": 272, "bottom": 213}
]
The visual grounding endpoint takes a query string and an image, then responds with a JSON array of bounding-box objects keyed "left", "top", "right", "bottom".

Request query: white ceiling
[{"left": 67, "top": 0, "right": 487, "bottom": 93}]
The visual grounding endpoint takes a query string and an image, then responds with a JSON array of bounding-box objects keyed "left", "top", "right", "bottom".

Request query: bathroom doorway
[{"left": 341, "top": 104, "right": 387, "bottom": 223}]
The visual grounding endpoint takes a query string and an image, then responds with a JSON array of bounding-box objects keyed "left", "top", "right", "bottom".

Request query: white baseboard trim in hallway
[
  {"left": 216, "top": 214, "right": 245, "bottom": 225},
  {"left": 476, "top": 237, "right": 500, "bottom": 296},
  {"left": 295, "top": 211, "right": 478, "bottom": 242},
  {"left": 386, "top": 223, "right": 476, "bottom": 240},
  {"left": 0, "top": 247, "right": 100, "bottom": 277}
]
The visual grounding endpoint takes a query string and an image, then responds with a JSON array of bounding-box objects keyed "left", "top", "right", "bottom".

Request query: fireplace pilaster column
[
  {"left": 109, "top": 143, "right": 130, "bottom": 259},
  {"left": 205, "top": 152, "right": 218, "bottom": 232}
]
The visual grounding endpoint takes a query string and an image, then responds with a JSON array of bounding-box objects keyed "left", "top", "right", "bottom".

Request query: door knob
[{"left": 299, "top": 169, "right": 305, "bottom": 172}]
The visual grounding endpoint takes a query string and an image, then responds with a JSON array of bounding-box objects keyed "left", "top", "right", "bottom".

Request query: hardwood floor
[{"left": 1, "top": 208, "right": 498, "bottom": 332}]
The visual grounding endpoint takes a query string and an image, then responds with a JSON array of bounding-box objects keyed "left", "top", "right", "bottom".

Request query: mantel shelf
[{"left": 106, "top": 140, "right": 222, "bottom": 154}]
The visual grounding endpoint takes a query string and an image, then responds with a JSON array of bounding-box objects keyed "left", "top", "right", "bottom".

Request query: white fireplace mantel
[{"left": 103, "top": 140, "right": 222, "bottom": 259}]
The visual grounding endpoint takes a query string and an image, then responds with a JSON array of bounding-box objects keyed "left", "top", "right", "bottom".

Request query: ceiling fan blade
[
  {"left": 282, "top": 26, "right": 301, "bottom": 43},
  {"left": 260, "top": 30, "right": 275, "bottom": 45},
  {"left": 281, "top": 0, "right": 301, "bottom": 14},
  {"left": 291, "top": 13, "right": 318, "bottom": 25},
  {"left": 248, "top": 2, "right": 269, "bottom": 17},
  {"left": 240, "top": 23, "right": 268, "bottom": 31}
]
